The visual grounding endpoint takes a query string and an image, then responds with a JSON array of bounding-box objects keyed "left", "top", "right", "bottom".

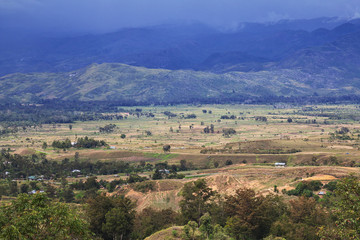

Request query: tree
[
  {"left": 9, "top": 181, "right": 18, "bottom": 196},
  {"left": 102, "top": 207, "right": 134, "bottom": 240},
  {"left": 84, "top": 176, "right": 100, "bottom": 190},
  {"left": 210, "top": 124, "right": 214, "bottom": 133},
  {"left": 180, "top": 179, "right": 217, "bottom": 224},
  {"left": 133, "top": 208, "right": 179, "bottom": 239},
  {"left": 60, "top": 187, "right": 75, "bottom": 203},
  {"left": 318, "top": 176, "right": 360, "bottom": 239},
  {"left": 75, "top": 151, "right": 80, "bottom": 161},
  {"left": 45, "top": 183, "right": 57, "bottom": 198},
  {"left": 99, "top": 124, "right": 116, "bottom": 133},
  {"left": 180, "top": 159, "right": 188, "bottom": 171},
  {"left": 204, "top": 126, "right": 210, "bottom": 133},
  {"left": 287, "top": 117, "right": 293, "bottom": 123},
  {"left": 225, "top": 188, "right": 286, "bottom": 240},
  {"left": 199, "top": 213, "right": 213, "bottom": 239},
  {"left": 225, "top": 160, "right": 233, "bottom": 165},
  {"left": 0, "top": 193, "right": 92, "bottom": 239},
  {"left": 271, "top": 196, "right": 328, "bottom": 240},
  {"left": 86, "top": 194, "right": 135, "bottom": 240},
  {"left": 152, "top": 169, "right": 162, "bottom": 180},
  {"left": 163, "top": 144, "right": 171, "bottom": 153},
  {"left": 183, "top": 221, "right": 198, "bottom": 240},
  {"left": 42, "top": 142, "right": 48, "bottom": 150},
  {"left": 29, "top": 181, "right": 39, "bottom": 190},
  {"left": 20, "top": 183, "right": 29, "bottom": 193},
  {"left": 222, "top": 128, "right": 236, "bottom": 136},
  {"left": 69, "top": 124, "right": 73, "bottom": 130}
]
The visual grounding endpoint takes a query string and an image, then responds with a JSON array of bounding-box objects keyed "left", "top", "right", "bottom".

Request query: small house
[
  {"left": 28, "top": 176, "right": 37, "bottom": 180},
  {"left": 275, "top": 162, "right": 286, "bottom": 167},
  {"left": 159, "top": 169, "right": 170, "bottom": 174}
]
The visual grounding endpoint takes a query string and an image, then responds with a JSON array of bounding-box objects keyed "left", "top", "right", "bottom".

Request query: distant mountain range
[{"left": 1, "top": 17, "right": 360, "bottom": 104}]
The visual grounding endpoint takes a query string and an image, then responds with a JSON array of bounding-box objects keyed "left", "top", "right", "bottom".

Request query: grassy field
[{"left": 2, "top": 104, "right": 360, "bottom": 163}]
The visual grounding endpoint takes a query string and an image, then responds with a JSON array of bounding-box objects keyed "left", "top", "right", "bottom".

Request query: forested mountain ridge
[{"left": 0, "top": 62, "right": 358, "bottom": 104}]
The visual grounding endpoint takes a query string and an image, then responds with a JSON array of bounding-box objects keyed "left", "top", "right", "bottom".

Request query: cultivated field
[{"left": 1, "top": 104, "right": 360, "bottom": 208}]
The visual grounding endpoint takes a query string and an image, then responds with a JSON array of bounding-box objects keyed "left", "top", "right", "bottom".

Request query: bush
[
  {"left": 225, "top": 160, "right": 233, "bottom": 165},
  {"left": 222, "top": 128, "right": 236, "bottom": 136},
  {"left": 287, "top": 181, "right": 323, "bottom": 197},
  {"left": 133, "top": 181, "right": 154, "bottom": 193}
]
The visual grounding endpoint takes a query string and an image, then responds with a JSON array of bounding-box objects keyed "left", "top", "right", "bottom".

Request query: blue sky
[{"left": 1, "top": 0, "right": 360, "bottom": 34}]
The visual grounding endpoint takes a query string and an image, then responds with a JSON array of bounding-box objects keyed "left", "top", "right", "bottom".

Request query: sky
[{"left": 1, "top": 0, "right": 360, "bottom": 34}]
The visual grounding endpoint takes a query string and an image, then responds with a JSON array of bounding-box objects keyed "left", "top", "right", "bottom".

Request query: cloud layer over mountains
[{"left": 1, "top": 0, "right": 360, "bottom": 34}]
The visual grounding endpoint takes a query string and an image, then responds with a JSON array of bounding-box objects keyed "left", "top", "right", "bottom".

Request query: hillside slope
[{"left": 0, "top": 62, "right": 351, "bottom": 103}]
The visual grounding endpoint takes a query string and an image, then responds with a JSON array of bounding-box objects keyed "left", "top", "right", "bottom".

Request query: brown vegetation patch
[
  {"left": 303, "top": 174, "right": 337, "bottom": 181},
  {"left": 16, "top": 148, "right": 36, "bottom": 155},
  {"left": 327, "top": 145, "right": 354, "bottom": 150}
]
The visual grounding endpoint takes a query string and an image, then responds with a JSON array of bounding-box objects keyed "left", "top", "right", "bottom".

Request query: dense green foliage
[
  {"left": 52, "top": 137, "right": 108, "bottom": 149},
  {"left": 86, "top": 194, "right": 136, "bottom": 240},
  {"left": 1, "top": 176, "right": 360, "bottom": 239},
  {"left": 286, "top": 180, "right": 323, "bottom": 198},
  {"left": 0, "top": 150, "right": 151, "bottom": 179},
  {"left": 99, "top": 124, "right": 117, "bottom": 133},
  {"left": 0, "top": 193, "right": 92, "bottom": 239}
]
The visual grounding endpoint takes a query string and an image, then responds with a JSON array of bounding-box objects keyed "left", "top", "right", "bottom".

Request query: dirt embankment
[{"left": 122, "top": 165, "right": 359, "bottom": 211}]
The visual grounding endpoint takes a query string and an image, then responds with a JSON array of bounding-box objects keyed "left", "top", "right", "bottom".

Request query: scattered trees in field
[
  {"left": 76, "top": 136, "right": 108, "bottom": 148},
  {"left": 255, "top": 116, "right": 267, "bottom": 122},
  {"left": 52, "top": 138, "right": 72, "bottom": 149},
  {"left": 52, "top": 136, "right": 107, "bottom": 149},
  {"left": 204, "top": 124, "right": 215, "bottom": 134},
  {"left": 163, "top": 111, "right": 177, "bottom": 118},
  {"left": 99, "top": 123, "right": 116, "bottom": 133},
  {"left": 222, "top": 128, "right": 236, "bottom": 136},
  {"left": 183, "top": 114, "right": 197, "bottom": 119},
  {"left": 220, "top": 115, "right": 236, "bottom": 120}
]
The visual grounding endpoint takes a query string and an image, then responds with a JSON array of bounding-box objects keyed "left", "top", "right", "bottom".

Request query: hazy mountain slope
[
  {"left": 1, "top": 63, "right": 358, "bottom": 104},
  {"left": 0, "top": 18, "right": 355, "bottom": 76},
  {"left": 196, "top": 51, "right": 270, "bottom": 73},
  {"left": 277, "top": 30, "right": 360, "bottom": 88}
]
